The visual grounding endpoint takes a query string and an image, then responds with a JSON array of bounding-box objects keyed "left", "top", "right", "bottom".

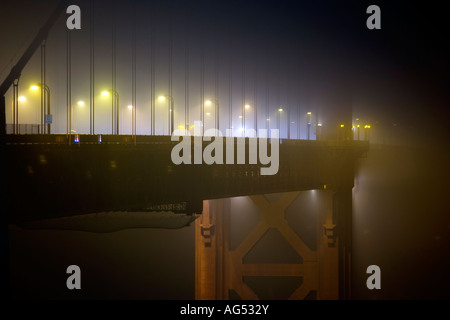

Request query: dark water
[{"left": 9, "top": 224, "right": 196, "bottom": 299}]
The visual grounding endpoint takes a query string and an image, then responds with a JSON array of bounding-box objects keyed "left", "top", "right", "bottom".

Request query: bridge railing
[{"left": 6, "top": 124, "right": 42, "bottom": 134}]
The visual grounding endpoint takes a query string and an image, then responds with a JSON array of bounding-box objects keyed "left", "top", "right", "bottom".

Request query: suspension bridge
[{"left": 2, "top": 0, "right": 369, "bottom": 300}]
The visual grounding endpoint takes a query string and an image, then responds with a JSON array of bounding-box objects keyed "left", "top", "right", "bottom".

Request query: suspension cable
[
  {"left": 185, "top": 28, "right": 189, "bottom": 133},
  {"left": 66, "top": 29, "right": 71, "bottom": 143},
  {"left": 132, "top": 5, "right": 137, "bottom": 140},
  {"left": 90, "top": 0, "right": 95, "bottom": 134}
]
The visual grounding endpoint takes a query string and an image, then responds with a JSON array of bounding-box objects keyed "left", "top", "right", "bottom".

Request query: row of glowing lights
[
  {"left": 22, "top": 85, "right": 372, "bottom": 129},
  {"left": 22, "top": 86, "right": 309, "bottom": 118},
  {"left": 340, "top": 124, "right": 372, "bottom": 129}
]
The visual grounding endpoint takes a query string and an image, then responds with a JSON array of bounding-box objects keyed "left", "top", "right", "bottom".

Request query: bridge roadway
[{"left": 5, "top": 134, "right": 368, "bottom": 222}]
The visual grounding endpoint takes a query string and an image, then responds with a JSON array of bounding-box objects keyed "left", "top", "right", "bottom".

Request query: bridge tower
[{"left": 195, "top": 187, "right": 352, "bottom": 299}]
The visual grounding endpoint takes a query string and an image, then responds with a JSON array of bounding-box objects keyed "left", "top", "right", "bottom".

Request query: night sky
[{"left": 3, "top": 0, "right": 450, "bottom": 301}]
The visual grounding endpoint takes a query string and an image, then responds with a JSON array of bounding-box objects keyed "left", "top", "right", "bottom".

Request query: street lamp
[
  {"left": 317, "top": 123, "right": 322, "bottom": 140},
  {"left": 102, "top": 89, "right": 119, "bottom": 135},
  {"left": 364, "top": 124, "right": 371, "bottom": 140},
  {"left": 127, "top": 105, "right": 136, "bottom": 135},
  {"left": 158, "top": 95, "right": 174, "bottom": 135},
  {"left": 205, "top": 98, "right": 219, "bottom": 136},
  {"left": 72, "top": 100, "right": 85, "bottom": 133},
  {"left": 306, "top": 111, "right": 312, "bottom": 140},
  {"left": 277, "top": 108, "right": 283, "bottom": 137},
  {"left": 30, "top": 83, "right": 51, "bottom": 134},
  {"left": 243, "top": 104, "right": 257, "bottom": 137}
]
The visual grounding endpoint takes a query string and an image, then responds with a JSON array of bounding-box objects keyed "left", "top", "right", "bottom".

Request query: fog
[{"left": 4, "top": 0, "right": 450, "bottom": 300}]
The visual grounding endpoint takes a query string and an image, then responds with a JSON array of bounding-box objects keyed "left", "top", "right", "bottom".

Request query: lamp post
[
  {"left": 238, "top": 115, "right": 243, "bottom": 137},
  {"left": 244, "top": 104, "right": 251, "bottom": 137},
  {"left": 306, "top": 111, "right": 312, "bottom": 140},
  {"left": 102, "top": 89, "right": 119, "bottom": 135},
  {"left": 364, "top": 125, "right": 371, "bottom": 141},
  {"left": 317, "top": 123, "right": 322, "bottom": 140},
  {"left": 205, "top": 98, "right": 219, "bottom": 136},
  {"left": 159, "top": 95, "right": 174, "bottom": 135},
  {"left": 30, "top": 83, "right": 51, "bottom": 134},
  {"left": 339, "top": 124, "right": 345, "bottom": 141},
  {"left": 128, "top": 104, "right": 134, "bottom": 134},
  {"left": 277, "top": 108, "right": 283, "bottom": 138}
]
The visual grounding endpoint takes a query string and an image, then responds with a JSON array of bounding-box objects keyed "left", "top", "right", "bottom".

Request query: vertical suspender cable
[
  {"left": 276, "top": 63, "right": 280, "bottom": 137},
  {"left": 132, "top": 5, "right": 137, "bottom": 140},
  {"left": 112, "top": 1, "right": 117, "bottom": 135},
  {"left": 287, "top": 84, "right": 290, "bottom": 139},
  {"left": 214, "top": 40, "right": 219, "bottom": 135},
  {"left": 168, "top": 15, "right": 173, "bottom": 135},
  {"left": 90, "top": 0, "right": 95, "bottom": 134},
  {"left": 297, "top": 93, "right": 300, "bottom": 139},
  {"left": 185, "top": 29, "right": 189, "bottom": 133},
  {"left": 40, "top": 42, "right": 44, "bottom": 133},
  {"left": 42, "top": 40, "right": 48, "bottom": 134},
  {"left": 254, "top": 60, "right": 257, "bottom": 137},
  {"left": 67, "top": 29, "right": 71, "bottom": 144},
  {"left": 228, "top": 40, "right": 232, "bottom": 136},
  {"left": 13, "top": 80, "right": 19, "bottom": 134},
  {"left": 151, "top": 15, "right": 155, "bottom": 135},
  {"left": 242, "top": 54, "right": 245, "bottom": 137},
  {"left": 266, "top": 74, "right": 269, "bottom": 132},
  {"left": 200, "top": 48, "right": 204, "bottom": 135}
]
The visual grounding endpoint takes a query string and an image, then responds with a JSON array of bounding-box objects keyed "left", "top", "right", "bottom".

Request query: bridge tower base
[{"left": 195, "top": 189, "right": 351, "bottom": 300}]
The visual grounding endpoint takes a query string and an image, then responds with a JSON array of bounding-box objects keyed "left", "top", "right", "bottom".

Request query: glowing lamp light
[
  {"left": 245, "top": 104, "right": 250, "bottom": 109},
  {"left": 18, "top": 96, "right": 26, "bottom": 102},
  {"left": 340, "top": 124, "right": 345, "bottom": 128},
  {"left": 307, "top": 111, "right": 312, "bottom": 115},
  {"left": 178, "top": 125, "right": 185, "bottom": 129},
  {"left": 78, "top": 101, "right": 85, "bottom": 106},
  {"left": 278, "top": 108, "right": 283, "bottom": 112},
  {"left": 205, "top": 100, "right": 212, "bottom": 105},
  {"left": 128, "top": 105, "right": 133, "bottom": 110},
  {"left": 158, "top": 96, "right": 166, "bottom": 101},
  {"left": 102, "top": 91, "right": 110, "bottom": 97},
  {"left": 30, "top": 85, "right": 39, "bottom": 90}
]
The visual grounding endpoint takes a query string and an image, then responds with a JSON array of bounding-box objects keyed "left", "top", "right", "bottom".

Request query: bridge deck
[{"left": 6, "top": 134, "right": 368, "bottom": 222}]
